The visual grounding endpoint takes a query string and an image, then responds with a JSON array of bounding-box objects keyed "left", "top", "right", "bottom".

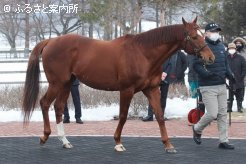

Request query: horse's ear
[
  {"left": 193, "top": 16, "right": 198, "bottom": 24},
  {"left": 182, "top": 17, "right": 187, "bottom": 26}
]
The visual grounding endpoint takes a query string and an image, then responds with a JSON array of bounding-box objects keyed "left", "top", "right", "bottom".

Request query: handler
[{"left": 192, "top": 23, "right": 235, "bottom": 149}]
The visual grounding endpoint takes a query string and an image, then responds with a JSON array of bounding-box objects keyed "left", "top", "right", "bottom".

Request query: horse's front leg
[
  {"left": 54, "top": 88, "right": 73, "bottom": 149},
  {"left": 114, "top": 89, "right": 134, "bottom": 152},
  {"left": 143, "top": 87, "right": 177, "bottom": 153}
]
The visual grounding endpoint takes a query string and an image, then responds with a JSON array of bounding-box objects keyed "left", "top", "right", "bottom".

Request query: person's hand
[{"left": 161, "top": 72, "right": 167, "bottom": 81}]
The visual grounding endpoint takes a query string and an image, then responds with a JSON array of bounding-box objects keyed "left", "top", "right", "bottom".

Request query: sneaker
[
  {"left": 63, "top": 119, "right": 70, "bottom": 123},
  {"left": 227, "top": 109, "right": 232, "bottom": 113},
  {"left": 76, "top": 118, "right": 84, "bottom": 124},
  {"left": 218, "top": 142, "right": 235, "bottom": 149},
  {"left": 192, "top": 125, "right": 201, "bottom": 145},
  {"left": 238, "top": 110, "right": 243, "bottom": 113},
  {"left": 142, "top": 116, "right": 153, "bottom": 122}
]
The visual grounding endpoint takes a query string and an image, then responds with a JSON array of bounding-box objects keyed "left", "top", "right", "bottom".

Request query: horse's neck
[
  {"left": 147, "top": 43, "right": 181, "bottom": 66},
  {"left": 141, "top": 25, "right": 184, "bottom": 65},
  {"left": 144, "top": 43, "right": 181, "bottom": 76}
]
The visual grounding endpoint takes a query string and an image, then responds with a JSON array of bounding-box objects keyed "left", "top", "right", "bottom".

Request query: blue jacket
[
  {"left": 193, "top": 37, "right": 233, "bottom": 86},
  {"left": 162, "top": 50, "right": 187, "bottom": 84}
]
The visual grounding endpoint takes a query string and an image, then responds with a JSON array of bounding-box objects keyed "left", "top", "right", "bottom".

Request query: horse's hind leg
[
  {"left": 39, "top": 85, "right": 58, "bottom": 145},
  {"left": 114, "top": 89, "right": 134, "bottom": 152},
  {"left": 143, "top": 87, "right": 176, "bottom": 153},
  {"left": 54, "top": 84, "right": 73, "bottom": 148}
]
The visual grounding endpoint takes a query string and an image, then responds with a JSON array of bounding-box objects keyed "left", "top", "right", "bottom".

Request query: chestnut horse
[{"left": 22, "top": 17, "right": 214, "bottom": 153}]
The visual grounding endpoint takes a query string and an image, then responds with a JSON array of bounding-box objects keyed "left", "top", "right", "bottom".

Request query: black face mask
[{"left": 236, "top": 45, "right": 244, "bottom": 52}]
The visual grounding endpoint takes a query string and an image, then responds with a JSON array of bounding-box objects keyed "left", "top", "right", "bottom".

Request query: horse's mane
[{"left": 132, "top": 24, "right": 184, "bottom": 47}]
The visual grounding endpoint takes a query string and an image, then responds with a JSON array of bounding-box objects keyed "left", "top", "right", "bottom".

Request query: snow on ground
[
  {"left": 0, "top": 98, "right": 194, "bottom": 122},
  {"left": 0, "top": 97, "right": 242, "bottom": 122}
]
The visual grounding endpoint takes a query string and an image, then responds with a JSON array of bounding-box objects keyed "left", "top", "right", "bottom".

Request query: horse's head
[{"left": 181, "top": 17, "right": 215, "bottom": 65}]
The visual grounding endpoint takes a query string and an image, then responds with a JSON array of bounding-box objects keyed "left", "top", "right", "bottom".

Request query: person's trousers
[
  {"left": 147, "top": 83, "right": 169, "bottom": 117},
  {"left": 194, "top": 84, "right": 228, "bottom": 143},
  {"left": 64, "top": 85, "right": 82, "bottom": 120},
  {"left": 228, "top": 87, "right": 244, "bottom": 102},
  {"left": 228, "top": 87, "right": 244, "bottom": 110}
]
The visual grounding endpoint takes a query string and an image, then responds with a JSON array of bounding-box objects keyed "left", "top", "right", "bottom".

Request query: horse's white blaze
[
  {"left": 56, "top": 122, "right": 71, "bottom": 147},
  {"left": 197, "top": 29, "right": 205, "bottom": 37},
  {"left": 114, "top": 144, "right": 126, "bottom": 152}
]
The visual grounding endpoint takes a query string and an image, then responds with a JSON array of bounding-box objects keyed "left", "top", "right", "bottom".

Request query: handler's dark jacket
[
  {"left": 193, "top": 37, "right": 234, "bottom": 86},
  {"left": 227, "top": 53, "right": 246, "bottom": 89}
]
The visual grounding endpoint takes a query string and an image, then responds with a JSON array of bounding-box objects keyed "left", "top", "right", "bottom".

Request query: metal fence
[
  {"left": 0, "top": 54, "right": 189, "bottom": 85},
  {"left": 0, "top": 49, "right": 31, "bottom": 59},
  {"left": 0, "top": 58, "right": 47, "bottom": 84}
]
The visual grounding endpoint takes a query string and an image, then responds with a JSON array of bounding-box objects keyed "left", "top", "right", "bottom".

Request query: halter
[{"left": 184, "top": 28, "right": 207, "bottom": 57}]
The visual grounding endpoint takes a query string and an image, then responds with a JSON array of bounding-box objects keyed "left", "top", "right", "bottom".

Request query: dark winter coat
[
  {"left": 161, "top": 58, "right": 172, "bottom": 84},
  {"left": 227, "top": 53, "right": 246, "bottom": 89},
  {"left": 165, "top": 50, "right": 187, "bottom": 84},
  {"left": 187, "top": 55, "right": 198, "bottom": 82},
  {"left": 193, "top": 37, "right": 234, "bottom": 86}
]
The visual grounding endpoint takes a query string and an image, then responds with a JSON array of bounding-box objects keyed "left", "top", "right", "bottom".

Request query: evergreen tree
[
  {"left": 221, "top": 0, "right": 246, "bottom": 41},
  {"left": 197, "top": 0, "right": 246, "bottom": 42}
]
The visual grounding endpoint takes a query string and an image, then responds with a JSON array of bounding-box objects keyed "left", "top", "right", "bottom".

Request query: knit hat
[{"left": 228, "top": 43, "right": 236, "bottom": 49}]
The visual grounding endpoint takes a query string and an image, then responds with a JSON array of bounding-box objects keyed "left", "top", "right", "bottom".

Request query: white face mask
[
  {"left": 208, "top": 33, "right": 220, "bottom": 41},
  {"left": 228, "top": 49, "right": 236, "bottom": 55}
]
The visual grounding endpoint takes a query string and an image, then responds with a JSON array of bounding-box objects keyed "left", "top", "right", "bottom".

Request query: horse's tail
[{"left": 22, "top": 39, "right": 50, "bottom": 124}]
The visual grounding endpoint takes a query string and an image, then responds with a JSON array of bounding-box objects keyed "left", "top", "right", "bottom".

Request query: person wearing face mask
[
  {"left": 233, "top": 37, "right": 246, "bottom": 105},
  {"left": 233, "top": 37, "right": 246, "bottom": 58},
  {"left": 227, "top": 43, "right": 246, "bottom": 113},
  {"left": 192, "top": 23, "right": 236, "bottom": 150}
]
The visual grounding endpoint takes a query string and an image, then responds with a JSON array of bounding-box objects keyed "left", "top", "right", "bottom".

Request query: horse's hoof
[
  {"left": 114, "top": 144, "right": 126, "bottom": 152},
  {"left": 165, "top": 147, "right": 177, "bottom": 153},
  {"left": 63, "top": 143, "right": 73, "bottom": 149},
  {"left": 39, "top": 137, "right": 46, "bottom": 145}
]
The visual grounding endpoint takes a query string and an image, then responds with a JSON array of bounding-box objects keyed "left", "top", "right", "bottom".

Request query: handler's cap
[
  {"left": 205, "top": 23, "right": 222, "bottom": 32},
  {"left": 228, "top": 43, "right": 236, "bottom": 49}
]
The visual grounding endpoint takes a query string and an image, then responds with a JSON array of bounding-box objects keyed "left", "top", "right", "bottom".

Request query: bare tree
[
  {"left": 115, "top": 0, "right": 143, "bottom": 35},
  {"left": 0, "top": 1, "right": 23, "bottom": 57},
  {"left": 45, "top": 0, "right": 82, "bottom": 36},
  {"left": 149, "top": 0, "right": 196, "bottom": 27},
  {"left": 31, "top": 12, "right": 49, "bottom": 41}
]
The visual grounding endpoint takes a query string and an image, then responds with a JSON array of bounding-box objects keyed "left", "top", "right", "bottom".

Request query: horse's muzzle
[{"left": 201, "top": 54, "right": 215, "bottom": 65}]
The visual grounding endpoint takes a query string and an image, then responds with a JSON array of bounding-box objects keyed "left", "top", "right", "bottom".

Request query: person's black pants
[
  {"left": 64, "top": 85, "right": 82, "bottom": 120},
  {"left": 147, "top": 82, "right": 169, "bottom": 117},
  {"left": 228, "top": 87, "right": 244, "bottom": 111},
  {"left": 228, "top": 88, "right": 244, "bottom": 103}
]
